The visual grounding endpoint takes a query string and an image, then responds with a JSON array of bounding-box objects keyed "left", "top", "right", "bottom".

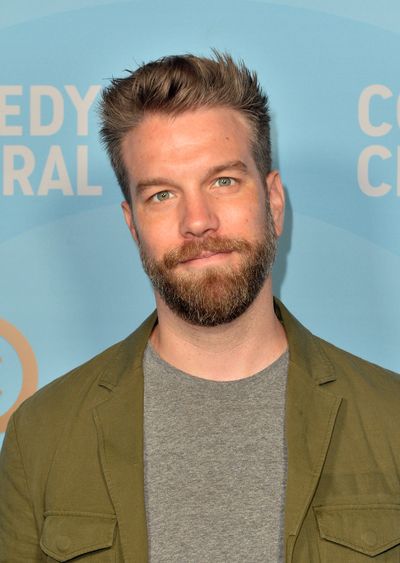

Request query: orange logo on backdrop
[{"left": 0, "top": 320, "right": 38, "bottom": 433}]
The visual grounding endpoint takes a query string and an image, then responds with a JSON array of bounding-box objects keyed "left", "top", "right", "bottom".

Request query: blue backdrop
[{"left": 1, "top": 0, "right": 399, "bottom": 445}]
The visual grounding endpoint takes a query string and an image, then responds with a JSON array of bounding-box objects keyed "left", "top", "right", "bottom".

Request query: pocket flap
[
  {"left": 40, "top": 511, "right": 117, "bottom": 562},
  {"left": 314, "top": 504, "right": 400, "bottom": 557}
]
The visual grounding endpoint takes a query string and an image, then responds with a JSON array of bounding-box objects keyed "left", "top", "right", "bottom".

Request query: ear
[
  {"left": 121, "top": 200, "right": 139, "bottom": 244},
  {"left": 266, "top": 170, "right": 285, "bottom": 237}
]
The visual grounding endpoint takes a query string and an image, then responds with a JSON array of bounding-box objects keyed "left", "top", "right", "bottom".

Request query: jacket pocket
[
  {"left": 314, "top": 504, "right": 400, "bottom": 561},
  {"left": 40, "top": 511, "right": 117, "bottom": 562}
]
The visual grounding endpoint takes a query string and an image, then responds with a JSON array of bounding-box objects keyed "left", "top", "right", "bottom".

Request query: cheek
[
  {"left": 223, "top": 198, "right": 266, "bottom": 233},
  {"left": 136, "top": 223, "right": 180, "bottom": 261}
]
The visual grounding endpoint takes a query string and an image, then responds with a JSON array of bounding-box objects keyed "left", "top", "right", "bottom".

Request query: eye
[
  {"left": 215, "top": 177, "right": 236, "bottom": 187},
  {"left": 151, "top": 190, "right": 173, "bottom": 202}
]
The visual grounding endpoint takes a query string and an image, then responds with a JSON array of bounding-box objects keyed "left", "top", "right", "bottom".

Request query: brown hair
[{"left": 99, "top": 51, "right": 271, "bottom": 205}]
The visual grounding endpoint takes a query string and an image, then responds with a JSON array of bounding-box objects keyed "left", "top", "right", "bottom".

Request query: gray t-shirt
[{"left": 143, "top": 344, "right": 289, "bottom": 562}]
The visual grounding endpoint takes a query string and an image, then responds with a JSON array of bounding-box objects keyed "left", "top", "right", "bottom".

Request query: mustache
[{"left": 163, "top": 237, "right": 252, "bottom": 269}]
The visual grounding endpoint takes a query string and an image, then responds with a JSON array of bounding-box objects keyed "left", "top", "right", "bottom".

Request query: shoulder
[
  {"left": 316, "top": 335, "right": 400, "bottom": 401},
  {"left": 275, "top": 298, "right": 399, "bottom": 407},
  {"left": 9, "top": 311, "right": 156, "bottom": 439},
  {"left": 275, "top": 298, "right": 398, "bottom": 385},
  {"left": 305, "top": 325, "right": 400, "bottom": 432},
  {"left": 9, "top": 337, "right": 124, "bottom": 444}
]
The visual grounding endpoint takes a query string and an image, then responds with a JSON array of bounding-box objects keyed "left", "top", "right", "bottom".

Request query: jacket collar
[
  {"left": 274, "top": 299, "right": 337, "bottom": 386},
  {"left": 98, "top": 311, "right": 157, "bottom": 391},
  {"left": 97, "top": 299, "right": 337, "bottom": 392}
]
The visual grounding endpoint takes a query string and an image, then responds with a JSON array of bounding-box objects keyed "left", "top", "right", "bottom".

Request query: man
[{"left": 0, "top": 53, "right": 399, "bottom": 563}]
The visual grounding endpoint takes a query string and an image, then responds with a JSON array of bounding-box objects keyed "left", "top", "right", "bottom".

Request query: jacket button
[
  {"left": 361, "top": 530, "right": 377, "bottom": 548},
  {"left": 56, "top": 535, "right": 71, "bottom": 552}
]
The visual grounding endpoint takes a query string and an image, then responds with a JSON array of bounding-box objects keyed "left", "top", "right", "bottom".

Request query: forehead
[{"left": 121, "top": 107, "right": 257, "bottom": 184}]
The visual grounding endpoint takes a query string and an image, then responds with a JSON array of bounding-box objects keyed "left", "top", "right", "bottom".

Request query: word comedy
[{"left": 1, "top": 85, "right": 102, "bottom": 196}]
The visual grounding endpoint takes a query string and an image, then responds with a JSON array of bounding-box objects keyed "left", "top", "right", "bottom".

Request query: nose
[{"left": 179, "top": 191, "right": 220, "bottom": 238}]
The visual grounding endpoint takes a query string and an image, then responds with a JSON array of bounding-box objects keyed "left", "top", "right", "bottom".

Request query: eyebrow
[
  {"left": 206, "top": 160, "right": 249, "bottom": 177},
  {"left": 135, "top": 160, "right": 249, "bottom": 193}
]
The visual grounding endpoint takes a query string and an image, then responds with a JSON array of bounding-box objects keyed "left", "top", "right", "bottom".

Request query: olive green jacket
[{"left": 1, "top": 300, "right": 399, "bottom": 562}]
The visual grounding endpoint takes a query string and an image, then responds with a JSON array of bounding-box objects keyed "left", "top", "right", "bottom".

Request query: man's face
[{"left": 121, "top": 107, "right": 284, "bottom": 326}]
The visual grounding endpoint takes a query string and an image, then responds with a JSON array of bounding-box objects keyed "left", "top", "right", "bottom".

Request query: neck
[{"left": 150, "top": 279, "right": 288, "bottom": 381}]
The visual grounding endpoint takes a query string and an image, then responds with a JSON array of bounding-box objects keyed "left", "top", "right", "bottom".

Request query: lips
[
  {"left": 180, "top": 250, "right": 230, "bottom": 264},
  {"left": 163, "top": 237, "right": 252, "bottom": 269}
]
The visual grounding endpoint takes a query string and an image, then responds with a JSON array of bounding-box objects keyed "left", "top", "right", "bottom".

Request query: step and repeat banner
[{"left": 1, "top": 0, "right": 399, "bottom": 445}]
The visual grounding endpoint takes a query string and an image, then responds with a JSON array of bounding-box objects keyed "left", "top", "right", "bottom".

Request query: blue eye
[
  {"left": 153, "top": 190, "right": 172, "bottom": 202},
  {"left": 216, "top": 177, "right": 235, "bottom": 187}
]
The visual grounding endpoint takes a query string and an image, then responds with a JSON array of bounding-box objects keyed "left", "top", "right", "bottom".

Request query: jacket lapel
[
  {"left": 93, "top": 314, "right": 157, "bottom": 563},
  {"left": 274, "top": 301, "right": 342, "bottom": 560},
  {"left": 92, "top": 301, "right": 342, "bottom": 562},
  {"left": 284, "top": 365, "right": 341, "bottom": 560}
]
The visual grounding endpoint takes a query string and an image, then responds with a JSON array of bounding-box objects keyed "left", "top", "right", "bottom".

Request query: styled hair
[{"left": 99, "top": 51, "right": 271, "bottom": 205}]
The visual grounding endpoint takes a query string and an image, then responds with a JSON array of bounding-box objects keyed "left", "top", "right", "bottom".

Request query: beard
[{"left": 138, "top": 207, "right": 277, "bottom": 327}]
